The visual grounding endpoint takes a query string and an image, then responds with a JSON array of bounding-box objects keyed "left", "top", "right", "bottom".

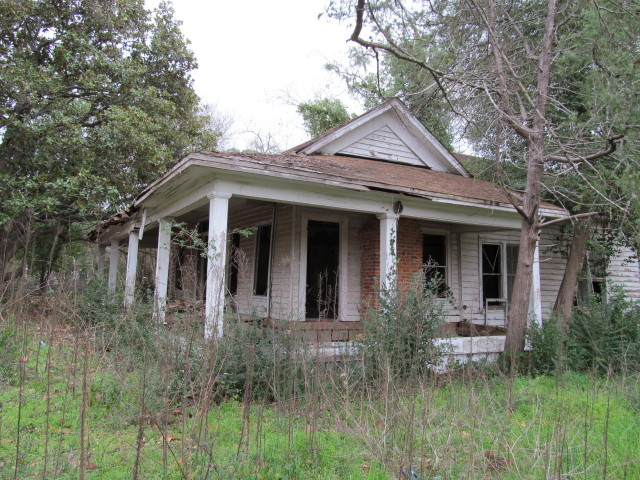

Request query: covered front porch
[{"left": 96, "top": 171, "right": 545, "bottom": 348}]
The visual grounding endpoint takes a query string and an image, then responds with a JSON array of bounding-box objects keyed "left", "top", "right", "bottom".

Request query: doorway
[{"left": 305, "top": 220, "right": 340, "bottom": 319}]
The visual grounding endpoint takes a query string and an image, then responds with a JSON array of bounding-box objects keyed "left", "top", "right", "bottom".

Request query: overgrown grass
[{"left": 1, "top": 308, "right": 639, "bottom": 479}]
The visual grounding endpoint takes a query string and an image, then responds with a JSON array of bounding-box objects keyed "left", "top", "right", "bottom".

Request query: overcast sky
[{"left": 146, "top": 0, "right": 362, "bottom": 151}]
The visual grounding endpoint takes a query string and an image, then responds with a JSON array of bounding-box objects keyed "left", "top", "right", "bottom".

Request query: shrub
[
  {"left": 567, "top": 286, "right": 640, "bottom": 373},
  {"left": 218, "top": 315, "right": 309, "bottom": 402},
  {"left": 358, "top": 273, "right": 446, "bottom": 382},
  {"left": 526, "top": 316, "right": 562, "bottom": 374}
]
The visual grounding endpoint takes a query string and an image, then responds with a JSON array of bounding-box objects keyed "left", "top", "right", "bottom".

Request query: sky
[{"left": 146, "top": 0, "right": 362, "bottom": 151}]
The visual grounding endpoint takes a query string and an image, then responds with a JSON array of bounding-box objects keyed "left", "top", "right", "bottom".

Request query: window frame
[
  {"left": 421, "top": 228, "right": 450, "bottom": 297},
  {"left": 253, "top": 223, "right": 273, "bottom": 297},
  {"left": 480, "top": 241, "right": 519, "bottom": 308}
]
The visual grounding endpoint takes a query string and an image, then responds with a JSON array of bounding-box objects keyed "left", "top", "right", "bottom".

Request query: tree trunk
[{"left": 553, "top": 221, "right": 590, "bottom": 330}]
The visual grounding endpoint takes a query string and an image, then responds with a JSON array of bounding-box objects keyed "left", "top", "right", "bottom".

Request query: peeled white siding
[
  {"left": 227, "top": 203, "right": 275, "bottom": 317},
  {"left": 457, "top": 230, "right": 566, "bottom": 326},
  {"left": 608, "top": 246, "right": 640, "bottom": 298},
  {"left": 339, "top": 125, "right": 423, "bottom": 166},
  {"left": 346, "top": 215, "right": 366, "bottom": 321}
]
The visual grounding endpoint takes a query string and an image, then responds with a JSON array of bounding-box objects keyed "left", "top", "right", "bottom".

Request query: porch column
[
  {"left": 108, "top": 239, "right": 120, "bottom": 295},
  {"left": 529, "top": 237, "right": 542, "bottom": 324},
  {"left": 97, "top": 245, "right": 106, "bottom": 277},
  {"left": 124, "top": 227, "right": 140, "bottom": 309},
  {"left": 205, "top": 192, "right": 231, "bottom": 339},
  {"left": 153, "top": 217, "right": 173, "bottom": 324},
  {"left": 377, "top": 212, "right": 399, "bottom": 291}
]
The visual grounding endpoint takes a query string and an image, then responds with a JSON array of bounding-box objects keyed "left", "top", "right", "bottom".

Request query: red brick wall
[{"left": 360, "top": 217, "right": 425, "bottom": 310}]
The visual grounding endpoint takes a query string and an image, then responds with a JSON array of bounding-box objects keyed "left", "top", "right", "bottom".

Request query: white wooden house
[{"left": 93, "top": 99, "right": 640, "bottom": 358}]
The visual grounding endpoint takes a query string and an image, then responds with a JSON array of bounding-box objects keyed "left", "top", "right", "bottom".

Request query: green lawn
[{"left": 1, "top": 325, "right": 639, "bottom": 479}]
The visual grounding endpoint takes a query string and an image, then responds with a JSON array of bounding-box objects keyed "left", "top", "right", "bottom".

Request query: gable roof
[{"left": 286, "top": 98, "right": 470, "bottom": 177}]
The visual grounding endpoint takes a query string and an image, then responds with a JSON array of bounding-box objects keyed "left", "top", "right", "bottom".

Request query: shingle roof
[{"left": 193, "top": 151, "right": 563, "bottom": 212}]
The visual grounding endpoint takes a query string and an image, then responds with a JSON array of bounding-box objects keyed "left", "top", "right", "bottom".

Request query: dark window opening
[
  {"left": 423, "top": 234, "right": 447, "bottom": 296},
  {"left": 229, "top": 232, "right": 241, "bottom": 295},
  {"left": 305, "top": 220, "right": 340, "bottom": 320},
  {"left": 254, "top": 225, "right": 272, "bottom": 296},
  {"left": 482, "top": 244, "right": 502, "bottom": 305}
]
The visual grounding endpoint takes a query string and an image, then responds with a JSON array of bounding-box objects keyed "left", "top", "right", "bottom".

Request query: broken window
[
  {"left": 253, "top": 224, "right": 272, "bottom": 296},
  {"left": 576, "top": 251, "right": 607, "bottom": 305},
  {"left": 482, "top": 243, "right": 519, "bottom": 306},
  {"left": 423, "top": 234, "right": 447, "bottom": 296}
]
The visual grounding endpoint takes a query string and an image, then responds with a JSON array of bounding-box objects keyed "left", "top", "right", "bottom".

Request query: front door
[{"left": 305, "top": 220, "right": 340, "bottom": 319}]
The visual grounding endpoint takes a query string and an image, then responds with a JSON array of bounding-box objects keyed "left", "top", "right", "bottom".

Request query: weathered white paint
[
  {"left": 378, "top": 212, "right": 399, "bottom": 291},
  {"left": 227, "top": 202, "right": 275, "bottom": 317},
  {"left": 340, "top": 125, "right": 422, "bottom": 166},
  {"left": 153, "top": 217, "right": 173, "bottom": 324},
  {"left": 124, "top": 228, "right": 139, "bottom": 309},
  {"left": 608, "top": 246, "right": 640, "bottom": 299},
  {"left": 108, "top": 239, "right": 119, "bottom": 295},
  {"left": 529, "top": 238, "right": 542, "bottom": 324},
  {"left": 97, "top": 245, "right": 106, "bottom": 277},
  {"left": 298, "top": 212, "right": 349, "bottom": 321},
  {"left": 205, "top": 192, "right": 231, "bottom": 339},
  {"left": 298, "top": 98, "right": 469, "bottom": 176}
]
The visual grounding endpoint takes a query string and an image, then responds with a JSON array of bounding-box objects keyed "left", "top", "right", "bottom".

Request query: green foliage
[
  {"left": 567, "top": 287, "right": 640, "bottom": 373},
  {"left": 526, "top": 317, "right": 561, "bottom": 375},
  {"left": 297, "top": 97, "right": 353, "bottom": 138},
  {"left": 527, "top": 287, "right": 640, "bottom": 375},
  {"left": 219, "top": 316, "right": 307, "bottom": 401},
  {"left": 0, "top": 0, "right": 218, "bottom": 276},
  {"left": 359, "top": 273, "right": 446, "bottom": 381}
]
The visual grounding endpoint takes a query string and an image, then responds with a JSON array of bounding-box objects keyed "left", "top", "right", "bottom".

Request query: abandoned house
[{"left": 92, "top": 98, "right": 640, "bottom": 360}]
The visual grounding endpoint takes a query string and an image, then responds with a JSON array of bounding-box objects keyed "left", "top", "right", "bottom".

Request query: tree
[
  {"left": 326, "top": 0, "right": 639, "bottom": 353},
  {"left": 297, "top": 97, "right": 353, "bottom": 138},
  {"left": 0, "top": 0, "right": 216, "bottom": 290}
]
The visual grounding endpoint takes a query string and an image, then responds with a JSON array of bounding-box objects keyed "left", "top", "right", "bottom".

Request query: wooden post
[
  {"left": 124, "top": 228, "right": 140, "bottom": 309},
  {"left": 153, "top": 217, "right": 173, "bottom": 323},
  {"left": 529, "top": 236, "right": 542, "bottom": 324},
  {"left": 205, "top": 192, "right": 231, "bottom": 339},
  {"left": 108, "top": 239, "right": 119, "bottom": 296},
  {"left": 377, "top": 212, "right": 399, "bottom": 291}
]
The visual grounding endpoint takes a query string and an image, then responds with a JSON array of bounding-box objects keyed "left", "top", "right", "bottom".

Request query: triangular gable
[{"left": 295, "top": 98, "right": 470, "bottom": 177}]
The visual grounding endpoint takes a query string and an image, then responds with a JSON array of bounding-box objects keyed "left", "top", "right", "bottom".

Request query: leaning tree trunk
[{"left": 553, "top": 221, "right": 590, "bottom": 330}]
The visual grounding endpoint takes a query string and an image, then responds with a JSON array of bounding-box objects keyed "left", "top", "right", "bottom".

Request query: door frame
[{"left": 299, "top": 212, "right": 348, "bottom": 321}]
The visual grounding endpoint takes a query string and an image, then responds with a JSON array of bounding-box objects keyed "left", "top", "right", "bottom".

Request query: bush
[
  {"left": 567, "top": 286, "right": 640, "bottom": 373},
  {"left": 358, "top": 273, "right": 446, "bottom": 382},
  {"left": 526, "top": 317, "right": 561, "bottom": 374},
  {"left": 218, "top": 315, "right": 309, "bottom": 402}
]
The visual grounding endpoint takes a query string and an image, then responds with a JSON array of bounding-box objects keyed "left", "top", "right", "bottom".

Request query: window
[
  {"left": 253, "top": 224, "right": 272, "bottom": 296},
  {"left": 481, "top": 243, "right": 519, "bottom": 305},
  {"left": 423, "top": 234, "right": 447, "bottom": 296},
  {"left": 229, "top": 232, "right": 241, "bottom": 295},
  {"left": 576, "top": 251, "right": 607, "bottom": 305}
]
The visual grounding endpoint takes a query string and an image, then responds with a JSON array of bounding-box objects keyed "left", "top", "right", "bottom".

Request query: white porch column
[
  {"left": 124, "top": 227, "right": 140, "bottom": 309},
  {"left": 97, "top": 245, "right": 106, "bottom": 277},
  {"left": 377, "top": 212, "right": 399, "bottom": 292},
  {"left": 108, "top": 239, "right": 120, "bottom": 295},
  {"left": 153, "top": 217, "right": 173, "bottom": 323},
  {"left": 205, "top": 192, "right": 231, "bottom": 339},
  {"left": 529, "top": 236, "right": 542, "bottom": 324}
]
